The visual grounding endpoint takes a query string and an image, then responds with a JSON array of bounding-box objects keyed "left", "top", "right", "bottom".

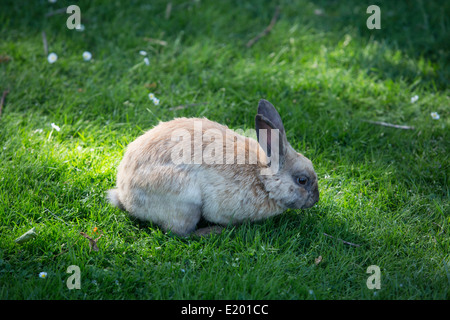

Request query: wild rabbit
[{"left": 108, "top": 99, "right": 319, "bottom": 236}]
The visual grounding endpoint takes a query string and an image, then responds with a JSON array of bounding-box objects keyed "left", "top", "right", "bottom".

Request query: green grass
[{"left": 0, "top": 0, "right": 449, "bottom": 300}]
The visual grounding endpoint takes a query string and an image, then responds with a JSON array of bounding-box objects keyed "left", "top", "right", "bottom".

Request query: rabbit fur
[{"left": 108, "top": 99, "right": 319, "bottom": 236}]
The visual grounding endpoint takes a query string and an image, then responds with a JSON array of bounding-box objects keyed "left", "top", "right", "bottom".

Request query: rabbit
[{"left": 107, "top": 99, "right": 319, "bottom": 236}]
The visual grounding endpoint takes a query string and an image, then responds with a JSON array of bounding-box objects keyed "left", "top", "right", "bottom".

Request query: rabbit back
[{"left": 110, "top": 117, "right": 284, "bottom": 234}]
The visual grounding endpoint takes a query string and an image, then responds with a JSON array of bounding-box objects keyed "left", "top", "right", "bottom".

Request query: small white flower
[
  {"left": 34, "top": 129, "right": 43, "bottom": 133},
  {"left": 143, "top": 57, "right": 150, "bottom": 66},
  {"left": 51, "top": 123, "right": 61, "bottom": 132},
  {"left": 76, "top": 24, "right": 85, "bottom": 32},
  {"left": 90, "top": 148, "right": 94, "bottom": 152},
  {"left": 139, "top": 50, "right": 147, "bottom": 56},
  {"left": 181, "top": 269, "right": 186, "bottom": 273},
  {"left": 77, "top": 146, "right": 83, "bottom": 151},
  {"left": 410, "top": 95, "right": 419, "bottom": 103},
  {"left": 39, "top": 272, "right": 47, "bottom": 279},
  {"left": 148, "top": 93, "right": 155, "bottom": 100},
  {"left": 430, "top": 112, "right": 440, "bottom": 120},
  {"left": 3, "top": 147, "right": 6, "bottom": 150},
  {"left": 82, "top": 51, "right": 92, "bottom": 61},
  {"left": 47, "top": 52, "right": 58, "bottom": 64},
  {"left": 308, "top": 289, "right": 314, "bottom": 295},
  {"left": 152, "top": 98, "right": 160, "bottom": 105}
]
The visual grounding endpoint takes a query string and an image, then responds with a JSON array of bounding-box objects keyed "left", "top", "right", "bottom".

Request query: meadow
[{"left": 0, "top": 0, "right": 448, "bottom": 299}]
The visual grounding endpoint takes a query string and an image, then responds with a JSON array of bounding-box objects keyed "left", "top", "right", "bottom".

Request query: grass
[{"left": 0, "top": 0, "right": 449, "bottom": 300}]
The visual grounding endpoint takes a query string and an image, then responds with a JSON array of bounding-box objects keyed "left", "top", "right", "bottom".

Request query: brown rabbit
[{"left": 108, "top": 99, "right": 319, "bottom": 236}]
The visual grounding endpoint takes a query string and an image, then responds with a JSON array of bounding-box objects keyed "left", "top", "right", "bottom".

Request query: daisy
[
  {"left": 152, "top": 98, "right": 160, "bottom": 105},
  {"left": 39, "top": 272, "right": 47, "bottom": 279},
  {"left": 47, "top": 53, "right": 58, "bottom": 64},
  {"left": 82, "top": 51, "right": 92, "bottom": 61},
  {"left": 410, "top": 95, "right": 419, "bottom": 103},
  {"left": 148, "top": 93, "right": 155, "bottom": 100},
  {"left": 143, "top": 57, "right": 150, "bottom": 65},
  {"left": 430, "top": 112, "right": 440, "bottom": 120}
]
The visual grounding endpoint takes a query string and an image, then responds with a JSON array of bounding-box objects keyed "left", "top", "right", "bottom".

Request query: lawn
[{"left": 0, "top": 0, "right": 449, "bottom": 300}]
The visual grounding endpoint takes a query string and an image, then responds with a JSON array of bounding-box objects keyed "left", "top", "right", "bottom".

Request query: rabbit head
[{"left": 255, "top": 99, "right": 319, "bottom": 210}]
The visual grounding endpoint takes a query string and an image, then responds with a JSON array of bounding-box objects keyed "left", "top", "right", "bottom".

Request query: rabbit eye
[{"left": 296, "top": 176, "right": 308, "bottom": 185}]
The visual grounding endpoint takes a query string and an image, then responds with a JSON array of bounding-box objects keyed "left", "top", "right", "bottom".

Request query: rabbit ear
[
  {"left": 255, "top": 114, "right": 286, "bottom": 164},
  {"left": 257, "top": 99, "right": 285, "bottom": 135}
]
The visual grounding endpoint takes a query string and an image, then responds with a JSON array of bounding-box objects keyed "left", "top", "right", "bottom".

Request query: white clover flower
[
  {"left": 39, "top": 272, "right": 47, "bottom": 279},
  {"left": 82, "top": 51, "right": 92, "bottom": 61},
  {"left": 51, "top": 123, "right": 61, "bottom": 131},
  {"left": 430, "top": 112, "right": 440, "bottom": 120},
  {"left": 143, "top": 57, "right": 150, "bottom": 66},
  {"left": 410, "top": 95, "right": 419, "bottom": 103},
  {"left": 139, "top": 50, "right": 147, "bottom": 56},
  {"left": 47, "top": 52, "right": 58, "bottom": 64}
]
